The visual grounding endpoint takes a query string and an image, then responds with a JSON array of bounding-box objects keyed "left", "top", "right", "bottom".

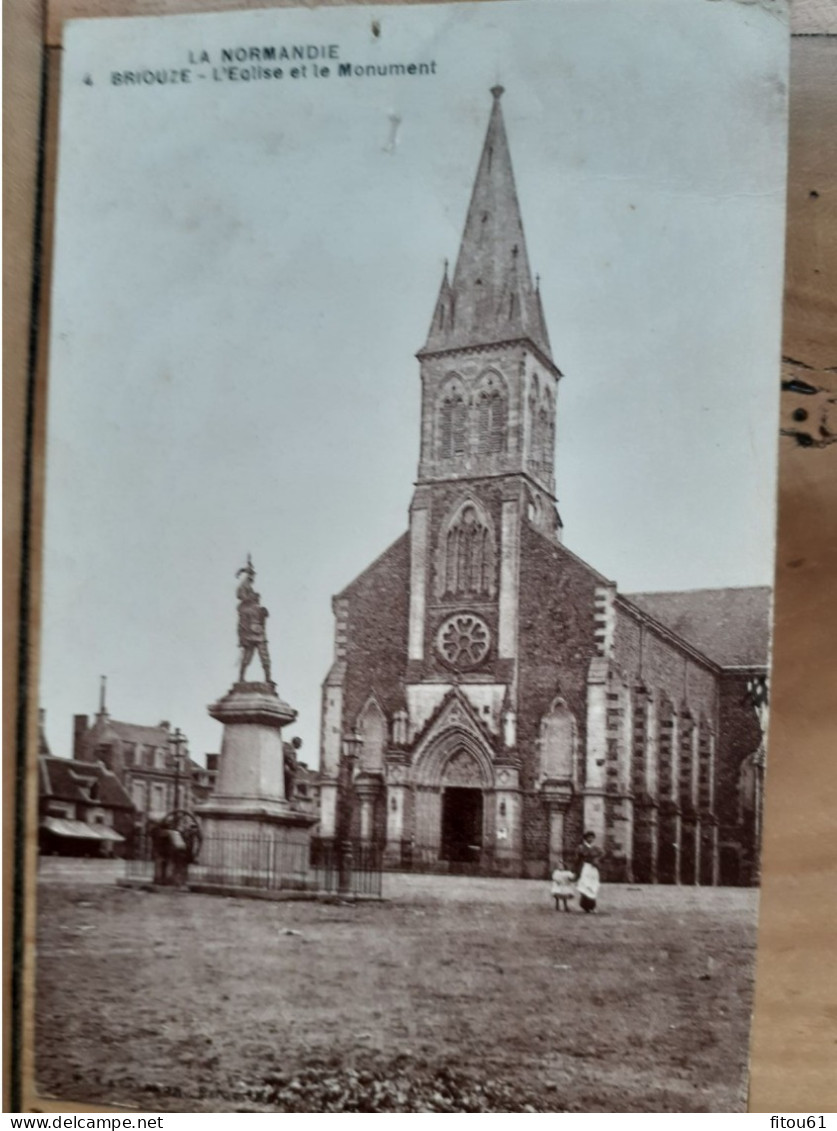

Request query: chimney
[
  {"left": 38, "top": 709, "right": 52, "bottom": 758},
  {"left": 73, "top": 714, "right": 89, "bottom": 760}
]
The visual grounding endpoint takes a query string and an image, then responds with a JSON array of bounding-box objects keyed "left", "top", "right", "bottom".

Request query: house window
[{"left": 150, "top": 783, "right": 166, "bottom": 816}]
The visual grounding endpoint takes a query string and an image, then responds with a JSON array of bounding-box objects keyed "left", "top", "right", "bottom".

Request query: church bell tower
[{"left": 406, "top": 86, "right": 563, "bottom": 684}]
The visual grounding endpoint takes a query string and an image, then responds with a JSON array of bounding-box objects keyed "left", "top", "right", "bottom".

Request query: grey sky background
[{"left": 41, "top": 0, "right": 789, "bottom": 765}]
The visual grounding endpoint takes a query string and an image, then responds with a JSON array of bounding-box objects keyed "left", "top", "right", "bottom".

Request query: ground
[{"left": 35, "top": 862, "right": 758, "bottom": 1112}]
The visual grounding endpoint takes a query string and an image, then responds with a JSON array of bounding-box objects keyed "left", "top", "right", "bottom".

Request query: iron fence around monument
[
  {"left": 309, "top": 838, "right": 383, "bottom": 897},
  {"left": 124, "top": 830, "right": 383, "bottom": 897}
]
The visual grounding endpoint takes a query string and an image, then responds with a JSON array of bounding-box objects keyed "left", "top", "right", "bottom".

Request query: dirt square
[{"left": 35, "top": 870, "right": 757, "bottom": 1112}]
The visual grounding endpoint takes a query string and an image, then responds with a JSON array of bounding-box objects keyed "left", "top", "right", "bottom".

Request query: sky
[{"left": 40, "top": 0, "right": 789, "bottom": 766}]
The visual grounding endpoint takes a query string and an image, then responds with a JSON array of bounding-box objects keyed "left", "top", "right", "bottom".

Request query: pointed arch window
[
  {"left": 438, "top": 377, "right": 468, "bottom": 460},
  {"left": 530, "top": 383, "right": 554, "bottom": 466},
  {"left": 528, "top": 374, "right": 540, "bottom": 459},
  {"left": 537, "top": 404, "right": 550, "bottom": 463},
  {"left": 436, "top": 499, "right": 497, "bottom": 599},
  {"left": 542, "top": 388, "right": 555, "bottom": 464},
  {"left": 538, "top": 697, "right": 579, "bottom": 785},
  {"left": 357, "top": 698, "right": 386, "bottom": 773},
  {"left": 476, "top": 372, "right": 507, "bottom": 456}
]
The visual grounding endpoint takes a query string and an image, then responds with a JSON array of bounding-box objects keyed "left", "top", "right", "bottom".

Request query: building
[
  {"left": 73, "top": 680, "right": 214, "bottom": 830},
  {"left": 317, "top": 88, "right": 768, "bottom": 883},
  {"left": 39, "top": 712, "right": 134, "bottom": 855}
]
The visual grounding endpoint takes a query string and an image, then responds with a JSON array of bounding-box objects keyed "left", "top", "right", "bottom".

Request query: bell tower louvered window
[
  {"left": 439, "top": 379, "right": 468, "bottom": 459},
  {"left": 476, "top": 372, "right": 507, "bottom": 456}
]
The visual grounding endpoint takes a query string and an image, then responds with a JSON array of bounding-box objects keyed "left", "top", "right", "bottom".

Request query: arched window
[
  {"left": 538, "top": 697, "right": 578, "bottom": 784},
  {"left": 538, "top": 407, "right": 551, "bottom": 464},
  {"left": 527, "top": 489, "right": 544, "bottom": 527},
  {"left": 436, "top": 499, "right": 497, "bottom": 599},
  {"left": 528, "top": 374, "right": 540, "bottom": 458},
  {"left": 475, "top": 372, "right": 507, "bottom": 456},
  {"left": 438, "top": 376, "right": 468, "bottom": 460},
  {"left": 357, "top": 698, "right": 386, "bottom": 773},
  {"left": 542, "top": 388, "right": 555, "bottom": 464}
]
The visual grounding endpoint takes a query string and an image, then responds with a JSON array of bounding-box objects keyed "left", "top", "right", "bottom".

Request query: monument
[{"left": 195, "top": 557, "right": 315, "bottom": 886}]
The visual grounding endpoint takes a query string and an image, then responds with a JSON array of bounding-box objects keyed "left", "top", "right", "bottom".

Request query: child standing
[{"left": 550, "top": 864, "right": 575, "bottom": 912}]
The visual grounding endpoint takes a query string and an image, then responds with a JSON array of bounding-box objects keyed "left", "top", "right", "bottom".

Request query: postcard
[{"left": 31, "top": 0, "right": 788, "bottom": 1111}]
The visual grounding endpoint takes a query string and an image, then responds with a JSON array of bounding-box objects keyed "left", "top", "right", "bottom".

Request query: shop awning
[
  {"left": 95, "top": 826, "right": 125, "bottom": 842},
  {"left": 41, "top": 817, "right": 124, "bottom": 842}
]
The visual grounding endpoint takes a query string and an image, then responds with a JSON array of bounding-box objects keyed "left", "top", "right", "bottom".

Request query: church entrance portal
[{"left": 441, "top": 787, "right": 483, "bottom": 869}]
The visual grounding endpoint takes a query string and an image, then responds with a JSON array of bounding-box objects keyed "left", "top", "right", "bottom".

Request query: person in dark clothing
[{"left": 574, "top": 830, "right": 603, "bottom": 913}]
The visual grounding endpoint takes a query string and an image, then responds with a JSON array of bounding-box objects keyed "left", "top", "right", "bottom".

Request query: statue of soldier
[
  {"left": 236, "top": 557, "right": 273, "bottom": 684},
  {"left": 236, "top": 554, "right": 258, "bottom": 604}
]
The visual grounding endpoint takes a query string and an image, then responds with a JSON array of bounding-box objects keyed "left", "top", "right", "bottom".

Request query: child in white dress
[{"left": 550, "top": 864, "right": 575, "bottom": 912}]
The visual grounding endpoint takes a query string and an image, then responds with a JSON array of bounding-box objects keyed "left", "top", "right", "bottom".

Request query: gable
[{"left": 411, "top": 687, "right": 495, "bottom": 755}]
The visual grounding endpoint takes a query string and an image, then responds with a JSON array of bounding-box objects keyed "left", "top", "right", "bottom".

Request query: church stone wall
[
  {"left": 517, "top": 524, "right": 603, "bottom": 875},
  {"left": 612, "top": 603, "right": 719, "bottom": 731},
  {"left": 339, "top": 534, "right": 410, "bottom": 728}
]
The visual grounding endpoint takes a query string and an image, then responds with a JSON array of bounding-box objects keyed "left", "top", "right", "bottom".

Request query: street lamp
[
  {"left": 171, "top": 727, "right": 187, "bottom": 812},
  {"left": 337, "top": 730, "right": 363, "bottom": 893}
]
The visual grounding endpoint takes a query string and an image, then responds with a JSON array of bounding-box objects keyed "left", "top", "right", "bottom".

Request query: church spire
[{"left": 421, "top": 86, "right": 551, "bottom": 360}]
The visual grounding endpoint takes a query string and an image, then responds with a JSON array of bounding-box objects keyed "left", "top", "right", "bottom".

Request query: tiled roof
[
  {"left": 41, "top": 756, "right": 134, "bottom": 809},
  {"left": 104, "top": 719, "right": 171, "bottom": 747},
  {"left": 625, "top": 586, "right": 771, "bottom": 668}
]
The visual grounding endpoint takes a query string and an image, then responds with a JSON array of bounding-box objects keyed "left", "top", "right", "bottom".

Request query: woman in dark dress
[{"left": 574, "top": 831, "right": 603, "bottom": 913}]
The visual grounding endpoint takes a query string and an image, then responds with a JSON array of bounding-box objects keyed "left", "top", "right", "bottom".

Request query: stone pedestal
[
  {"left": 492, "top": 762, "right": 522, "bottom": 873},
  {"left": 384, "top": 758, "right": 409, "bottom": 868},
  {"left": 195, "top": 682, "right": 316, "bottom": 883},
  {"left": 318, "top": 778, "right": 339, "bottom": 840},
  {"left": 541, "top": 779, "right": 574, "bottom": 870},
  {"left": 355, "top": 771, "right": 384, "bottom": 842}
]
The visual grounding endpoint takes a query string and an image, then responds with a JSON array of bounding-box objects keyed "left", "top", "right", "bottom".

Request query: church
[{"left": 317, "top": 87, "right": 768, "bottom": 884}]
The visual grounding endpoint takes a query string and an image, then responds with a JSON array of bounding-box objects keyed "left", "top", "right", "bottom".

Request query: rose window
[{"left": 436, "top": 613, "right": 491, "bottom": 670}]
